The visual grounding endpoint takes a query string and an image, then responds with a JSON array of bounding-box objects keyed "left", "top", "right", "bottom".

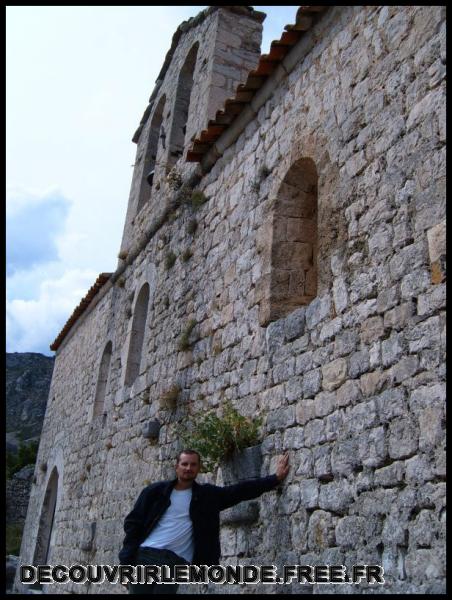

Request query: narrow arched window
[
  {"left": 136, "top": 95, "right": 166, "bottom": 215},
  {"left": 270, "top": 157, "right": 318, "bottom": 321},
  {"left": 93, "top": 341, "right": 112, "bottom": 420},
  {"left": 168, "top": 43, "right": 199, "bottom": 169},
  {"left": 125, "top": 283, "right": 150, "bottom": 386},
  {"left": 33, "top": 467, "right": 59, "bottom": 570}
]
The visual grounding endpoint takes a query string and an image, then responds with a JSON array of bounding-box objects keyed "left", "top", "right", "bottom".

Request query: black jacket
[{"left": 118, "top": 474, "right": 280, "bottom": 566}]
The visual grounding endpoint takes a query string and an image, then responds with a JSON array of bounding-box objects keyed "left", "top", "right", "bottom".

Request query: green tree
[{"left": 6, "top": 440, "right": 39, "bottom": 479}]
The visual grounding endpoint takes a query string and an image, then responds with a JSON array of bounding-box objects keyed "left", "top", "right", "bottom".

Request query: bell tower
[{"left": 118, "top": 6, "right": 265, "bottom": 259}]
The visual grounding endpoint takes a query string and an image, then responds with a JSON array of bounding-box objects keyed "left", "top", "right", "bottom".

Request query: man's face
[{"left": 175, "top": 453, "right": 201, "bottom": 482}]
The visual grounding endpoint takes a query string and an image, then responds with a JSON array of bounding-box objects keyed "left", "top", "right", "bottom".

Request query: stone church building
[{"left": 16, "top": 5, "right": 445, "bottom": 594}]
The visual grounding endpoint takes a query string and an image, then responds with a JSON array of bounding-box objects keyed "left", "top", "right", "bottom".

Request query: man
[{"left": 119, "top": 449, "right": 290, "bottom": 594}]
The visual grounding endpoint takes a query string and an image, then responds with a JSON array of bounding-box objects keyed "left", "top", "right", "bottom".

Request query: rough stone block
[
  {"left": 376, "top": 285, "right": 400, "bottom": 313},
  {"left": 295, "top": 351, "right": 313, "bottom": 375},
  {"left": 360, "top": 316, "right": 384, "bottom": 344},
  {"left": 319, "top": 317, "right": 342, "bottom": 342},
  {"left": 406, "top": 88, "right": 444, "bottom": 131},
  {"left": 305, "top": 295, "right": 332, "bottom": 330},
  {"left": 400, "top": 270, "right": 431, "bottom": 300},
  {"left": 389, "top": 355, "right": 419, "bottom": 384},
  {"left": 272, "top": 357, "right": 295, "bottom": 384},
  {"left": 325, "top": 409, "right": 344, "bottom": 442},
  {"left": 382, "top": 333, "right": 404, "bottom": 366},
  {"left": 359, "top": 369, "right": 387, "bottom": 397},
  {"left": 303, "top": 418, "right": 326, "bottom": 447},
  {"left": 388, "top": 243, "right": 425, "bottom": 281},
  {"left": 284, "top": 375, "right": 303, "bottom": 403},
  {"left": 307, "top": 510, "right": 336, "bottom": 550},
  {"left": 333, "top": 329, "right": 358, "bottom": 357},
  {"left": 318, "top": 480, "right": 354, "bottom": 514},
  {"left": 300, "top": 478, "right": 319, "bottom": 509},
  {"left": 405, "top": 454, "right": 434, "bottom": 484},
  {"left": 313, "top": 444, "right": 332, "bottom": 480},
  {"left": 332, "top": 277, "right": 348, "bottom": 314},
  {"left": 357, "top": 425, "right": 387, "bottom": 468},
  {"left": 405, "top": 548, "right": 445, "bottom": 581},
  {"left": 381, "top": 515, "right": 407, "bottom": 546},
  {"left": 335, "top": 379, "right": 361, "bottom": 407},
  {"left": 322, "top": 358, "right": 347, "bottom": 391},
  {"left": 384, "top": 302, "right": 415, "bottom": 331},
  {"left": 266, "top": 405, "right": 295, "bottom": 432},
  {"left": 388, "top": 417, "right": 419, "bottom": 459},
  {"left": 345, "top": 150, "right": 367, "bottom": 177},
  {"left": 295, "top": 448, "right": 313, "bottom": 478},
  {"left": 335, "top": 515, "right": 380, "bottom": 549},
  {"left": 409, "top": 383, "right": 445, "bottom": 412},
  {"left": 283, "top": 426, "right": 304, "bottom": 450},
  {"left": 375, "top": 387, "right": 407, "bottom": 422},
  {"left": 302, "top": 368, "right": 322, "bottom": 398},
  {"left": 331, "top": 438, "right": 360, "bottom": 476},
  {"left": 284, "top": 307, "right": 306, "bottom": 341},
  {"left": 418, "top": 406, "right": 444, "bottom": 451},
  {"left": 408, "top": 509, "right": 438, "bottom": 548},
  {"left": 314, "top": 391, "right": 335, "bottom": 418},
  {"left": 344, "top": 400, "right": 379, "bottom": 434},
  {"left": 296, "top": 398, "right": 315, "bottom": 426},
  {"left": 374, "top": 461, "right": 405, "bottom": 487},
  {"left": 349, "top": 349, "right": 370, "bottom": 378},
  {"left": 417, "top": 284, "right": 446, "bottom": 316}
]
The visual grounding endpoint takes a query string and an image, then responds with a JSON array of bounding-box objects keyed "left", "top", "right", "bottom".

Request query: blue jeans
[{"left": 128, "top": 547, "right": 189, "bottom": 595}]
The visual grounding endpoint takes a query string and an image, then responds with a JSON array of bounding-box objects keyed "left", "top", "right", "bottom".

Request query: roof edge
[{"left": 50, "top": 273, "right": 112, "bottom": 352}]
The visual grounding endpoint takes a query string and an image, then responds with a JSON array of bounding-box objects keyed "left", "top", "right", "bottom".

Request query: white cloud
[
  {"left": 6, "top": 268, "right": 99, "bottom": 355},
  {"left": 6, "top": 186, "right": 71, "bottom": 275}
]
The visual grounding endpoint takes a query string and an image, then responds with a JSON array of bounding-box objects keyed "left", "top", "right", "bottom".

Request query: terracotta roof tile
[
  {"left": 50, "top": 273, "right": 112, "bottom": 352},
  {"left": 186, "top": 6, "right": 328, "bottom": 163}
]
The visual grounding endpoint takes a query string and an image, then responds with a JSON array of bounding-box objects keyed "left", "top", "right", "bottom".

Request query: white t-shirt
[{"left": 140, "top": 488, "right": 194, "bottom": 563}]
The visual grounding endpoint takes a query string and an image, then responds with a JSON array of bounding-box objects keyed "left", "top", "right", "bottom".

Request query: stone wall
[
  {"left": 6, "top": 466, "right": 35, "bottom": 525},
  {"left": 17, "top": 5, "right": 445, "bottom": 594}
]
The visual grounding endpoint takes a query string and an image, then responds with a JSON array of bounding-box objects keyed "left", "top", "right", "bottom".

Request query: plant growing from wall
[
  {"left": 179, "top": 404, "right": 262, "bottom": 472},
  {"left": 187, "top": 218, "right": 198, "bottom": 235},
  {"left": 258, "top": 165, "right": 271, "bottom": 180},
  {"left": 182, "top": 248, "right": 193, "bottom": 262},
  {"left": 178, "top": 319, "right": 197, "bottom": 351},
  {"left": 164, "top": 250, "right": 177, "bottom": 270},
  {"left": 160, "top": 384, "right": 181, "bottom": 409},
  {"left": 251, "top": 164, "right": 271, "bottom": 194},
  {"left": 166, "top": 168, "right": 183, "bottom": 191},
  {"left": 191, "top": 190, "right": 208, "bottom": 210},
  {"left": 176, "top": 184, "right": 193, "bottom": 207}
]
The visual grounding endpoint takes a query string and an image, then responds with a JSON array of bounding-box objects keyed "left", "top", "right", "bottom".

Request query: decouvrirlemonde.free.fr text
[{"left": 21, "top": 564, "right": 384, "bottom": 585}]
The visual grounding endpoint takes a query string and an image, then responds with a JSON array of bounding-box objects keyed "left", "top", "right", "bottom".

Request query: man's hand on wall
[{"left": 275, "top": 452, "right": 290, "bottom": 481}]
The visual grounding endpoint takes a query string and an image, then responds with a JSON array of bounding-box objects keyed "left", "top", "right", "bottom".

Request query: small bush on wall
[{"left": 179, "top": 404, "right": 262, "bottom": 472}]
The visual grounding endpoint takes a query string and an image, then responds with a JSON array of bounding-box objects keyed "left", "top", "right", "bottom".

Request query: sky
[{"left": 6, "top": 6, "right": 299, "bottom": 356}]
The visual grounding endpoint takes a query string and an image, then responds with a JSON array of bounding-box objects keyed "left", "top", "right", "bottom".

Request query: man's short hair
[{"left": 176, "top": 449, "right": 201, "bottom": 464}]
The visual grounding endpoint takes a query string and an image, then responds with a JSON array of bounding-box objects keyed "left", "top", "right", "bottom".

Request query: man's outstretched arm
[{"left": 215, "top": 452, "right": 290, "bottom": 510}]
